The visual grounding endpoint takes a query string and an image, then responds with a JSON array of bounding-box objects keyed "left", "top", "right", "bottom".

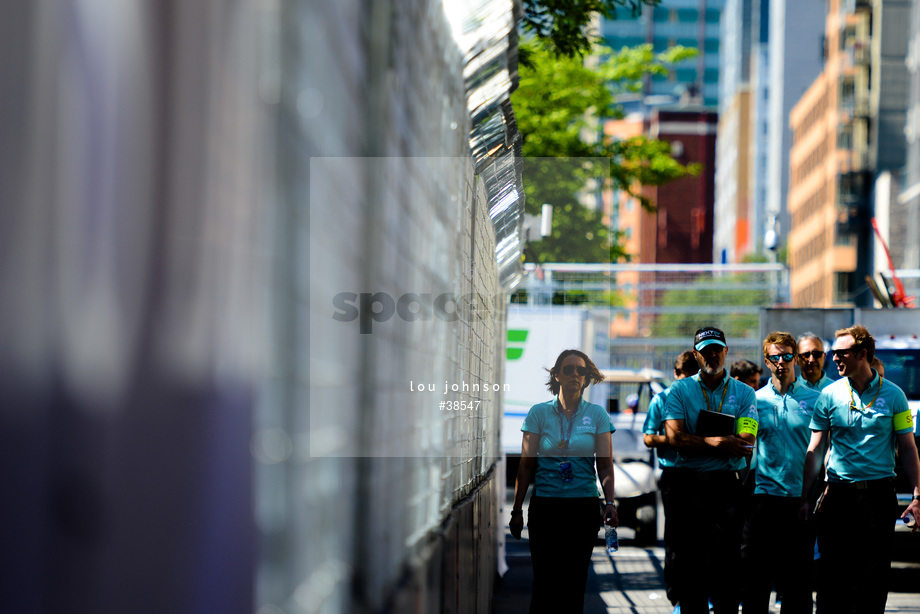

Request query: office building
[
  {"left": 787, "top": 0, "right": 911, "bottom": 306},
  {"left": 600, "top": 0, "right": 725, "bottom": 109}
]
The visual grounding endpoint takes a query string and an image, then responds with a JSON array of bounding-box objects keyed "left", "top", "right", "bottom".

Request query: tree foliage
[
  {"left": 650, "top": 273, "right": 775, "bottom": 341},
  {"left": 512, "top": 39, "right": 700, "bottom": 263},
  {"left": 521, "top": 0, "right": 661, "bottom": 59}
]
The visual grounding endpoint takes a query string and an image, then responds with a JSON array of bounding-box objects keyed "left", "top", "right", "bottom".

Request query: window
[
  {"left": 675, "top": 68, "right": 697, "bottom": 82},
  {"left": 834, "top": 272, "right": 855, "bottom": 304},
  {"left": 705, "top": 39, "right": 719, "bottom": 53},
  {"left": 616, "top": 36, "right": 645, "bottom": 48},
  {"left": 705, "top": 9, "right": 721, "bottom": 23},
  {"left": 704, "top": 68, "right": 719, "bottom": 83},
  {"left": 677, "top": 9, "right": 698, "bottom": 23}
]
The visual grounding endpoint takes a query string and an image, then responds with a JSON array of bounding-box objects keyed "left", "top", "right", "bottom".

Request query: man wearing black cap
[{"left": 662, "top": 326, "right": 759, "bottom": 614}]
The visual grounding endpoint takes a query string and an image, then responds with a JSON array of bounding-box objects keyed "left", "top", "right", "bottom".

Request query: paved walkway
[
  {"left": 493, "top": 525, "right": 920, "bottom": 613},
  {"left": 494, "top": 525, "right": 678, "bottom": 614}
]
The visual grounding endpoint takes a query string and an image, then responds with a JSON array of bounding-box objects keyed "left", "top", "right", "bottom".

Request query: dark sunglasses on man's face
[
  {"left": 766, "top": 353, "right": 795, "bottom": 364},
  {"left": 562, "top": 365, "right": 588, "bottom": 376},
  {"left": 798, "top": 350, "right": 824, "bottom": 360},
  {"left": 831, "top": 348, "right": 857, "bottom": 358}
]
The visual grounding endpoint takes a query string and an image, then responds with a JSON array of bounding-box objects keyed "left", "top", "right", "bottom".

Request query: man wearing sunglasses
[
  {"left": 800, "top": 325, "right": 920, "bottom": 614},
  {"left": 662, "top": 326, "right": 758, "bottom": 614},
  {"left": 796, "top": 333, "right": 834, "bottom": 391},
  {"left": 741, "top": 332, "right": 820, "bottom": 614}
]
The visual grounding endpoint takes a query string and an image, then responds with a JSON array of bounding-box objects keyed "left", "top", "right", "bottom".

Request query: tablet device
[{"left": 696, "top": 409, "right": 735, "bottom": 437}]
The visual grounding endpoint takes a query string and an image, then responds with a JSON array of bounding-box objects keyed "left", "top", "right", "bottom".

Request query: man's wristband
[
  {"left": 510, "top": 509, "right": 523, "bottom": 515},
  {"left": 605, "top": 502, "right": 614, "bottom": 507},
  {"left": 913, "top": 495, "right": 920, "bottom": 502}
]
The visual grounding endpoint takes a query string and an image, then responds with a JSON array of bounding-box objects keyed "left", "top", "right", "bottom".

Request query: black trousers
[
  {"left": 660, "top": 469, "right": 747, "bottom": 614},
  {"left": 814, "top": 480, "right": 897, "bottom": 614},
  {"left": 526, "top": 495, "right": 600, "bottom": 614},
  {"left": 658, "top": 468, "right": 679, "bottom": 605},
  {"left": 741, "top": 494, "right": 815, "bottom": 614}
]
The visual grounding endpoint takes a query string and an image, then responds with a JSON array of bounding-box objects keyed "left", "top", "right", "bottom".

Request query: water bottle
[
  {"left": 904, "top": 512, "right": 917, "bottom": 529},
  {"left": 605, "top": 524, "right": 619, "bottom": 554}
]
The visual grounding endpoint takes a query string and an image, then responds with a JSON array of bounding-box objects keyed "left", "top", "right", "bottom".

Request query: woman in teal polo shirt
[{"left": 508, "top": 349, "right": 616, "bottom": 614}]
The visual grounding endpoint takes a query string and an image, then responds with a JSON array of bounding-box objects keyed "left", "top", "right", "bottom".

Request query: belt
[
  {"left": 828, "top": 477, "right": 893, "bottom": 490},
  {"left": 673, "top": 469, "right": 742, "bottom": 482}
]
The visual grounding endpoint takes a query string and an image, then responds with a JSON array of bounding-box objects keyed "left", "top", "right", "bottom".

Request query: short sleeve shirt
[
  {"left": 522, "top": 397, "right": 615, "bottom": 497},
  {"left": 796, "top": 373, "right": 834, "bottom": 392},
  {"left": 643, "top": 388, "right": 677, "bottom": 468},
  {"left": 810, "top": 373, "right": 913, "bottom": 482},
  {"left": 663, "top": 372, "right": 758, "bottom": 471},
  {"left": 753, "top": 381, "right": 820, "bottom": 496}
]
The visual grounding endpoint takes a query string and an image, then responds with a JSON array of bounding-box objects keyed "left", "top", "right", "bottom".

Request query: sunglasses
[
  {"left": 831, "top": 348, "right": 858, "bottom": 358},
  {"left": 561, "top": 365, "right": 588, "bottom": 376},
  {"left": 798, "top": 350, "right": 825, "bottom": 360},
  {"left": 766, "top": 353, "right": 795, "bottom": 364}
]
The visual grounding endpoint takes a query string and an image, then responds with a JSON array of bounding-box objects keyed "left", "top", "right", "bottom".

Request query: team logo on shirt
[
  {"left": 875, "top": 398, "right": 886, "bottom": 409},
  {"left": 575, "top": 416, "right": 595, "bottom": 433}
]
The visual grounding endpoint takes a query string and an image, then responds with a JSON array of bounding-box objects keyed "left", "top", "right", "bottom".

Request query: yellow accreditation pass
[
  {"left": 894, "top": 410, "right": 914, "bottom": 432},
  {"left": 736, "top": 417, "right": 758, "bottom": 437}
]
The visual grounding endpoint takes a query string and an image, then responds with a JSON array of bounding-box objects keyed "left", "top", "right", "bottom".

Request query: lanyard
[
  {"left": 698, "top": 376, "right": 729, "bottom": 413},
  {"left": 556, "top": 401, "right": 577, "bottom": 457},
  {"left": 847, "top": 376, "right": 882, "bottom": 412}
]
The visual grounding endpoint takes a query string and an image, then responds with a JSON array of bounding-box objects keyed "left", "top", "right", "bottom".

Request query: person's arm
[
  {"left": 661, "top": 381, "right": 754, "bottom": 457},
  {"left": 664, "top": 419, "right": 755, "bottom": 457},
  {"left": 896, "top": 431, "right": 920, "bottom": 532},
  {"left": 595, "top": 431, "right": 618, "bottom": 526},
  {"left": 799, "top": 429, "right": 828, "bottom": 521},
  {"left": 643, "top": 395, "right": 668, "bottom": 449},
  {"left": 509, "top": 432, "right": 538, "bottom": 539}
]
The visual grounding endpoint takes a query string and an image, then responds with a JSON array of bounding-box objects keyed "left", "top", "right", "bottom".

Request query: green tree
[
  {"left": 513, "top": 40, "right": 699, "bottom": 263},
  {"left": 521, "top": 0, "right": 660, "bottom": 59},
  {"left": 651, "top": 273, "right": 775, "bottom": 341}
]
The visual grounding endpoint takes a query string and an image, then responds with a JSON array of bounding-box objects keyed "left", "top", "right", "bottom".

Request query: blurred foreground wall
[
  {"left": 263, "top": 0, "right": 523, "bottom": 612},
  {"left": 0, "top": 1, "right": 522, "bottom": 613}
]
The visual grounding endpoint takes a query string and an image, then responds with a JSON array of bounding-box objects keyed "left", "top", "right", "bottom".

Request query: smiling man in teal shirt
[{"left": 801, "top": 325, "right": 920, "bottom": 614}]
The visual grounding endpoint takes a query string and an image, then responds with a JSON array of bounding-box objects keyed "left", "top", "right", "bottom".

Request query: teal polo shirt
[
  {"left": 796, "top": 373, "right": 834, "bottom": 391},
  {"left": 810, "top": 373, "right": 914, "bottom": 482},
  {"left": 663, "top": 372, "right": 758, "bottom": 472},
  {"left": 522, "top": 397, "right": 615, "bottom": 497},
  {"left": 643, "top": 388, "right": 678, "bottom": 468},
  {"left": 753, "top": 381, "right": 820, "bottom": 497}
]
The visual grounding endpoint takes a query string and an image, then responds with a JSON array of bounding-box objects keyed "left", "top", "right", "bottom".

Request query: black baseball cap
[{"left": 694, "top": 326, "right": 727, "bottom": 351}]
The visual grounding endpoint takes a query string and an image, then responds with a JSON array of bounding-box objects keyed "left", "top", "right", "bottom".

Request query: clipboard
[{"left": 696, "top": 409, "right": 735, "bottom": 437}]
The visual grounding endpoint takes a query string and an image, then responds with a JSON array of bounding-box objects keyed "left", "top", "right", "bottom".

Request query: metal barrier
[{"left": 514, "top": 263, "right": 789, "bottom": 371}]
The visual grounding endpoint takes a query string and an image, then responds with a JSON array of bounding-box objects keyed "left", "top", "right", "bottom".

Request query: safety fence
[{"left": 514, "top": 263, "right": 790, "bottom": 371}]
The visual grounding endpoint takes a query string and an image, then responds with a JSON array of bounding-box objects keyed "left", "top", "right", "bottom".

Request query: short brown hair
[
  {"left": 730, "top": 359, "right": 762, "bottom": 381},
  {"left": 674, "top": 350, "right": 699, "bottom": 377},
  {"left": 835, "top": 324, "right": 876, "bottom": 363},
  {"left": 545, "top": 349, "right": 604, "bottom": 395},
  {"left": 762, "top": 331, "right": 797, "bottom": 358}
]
